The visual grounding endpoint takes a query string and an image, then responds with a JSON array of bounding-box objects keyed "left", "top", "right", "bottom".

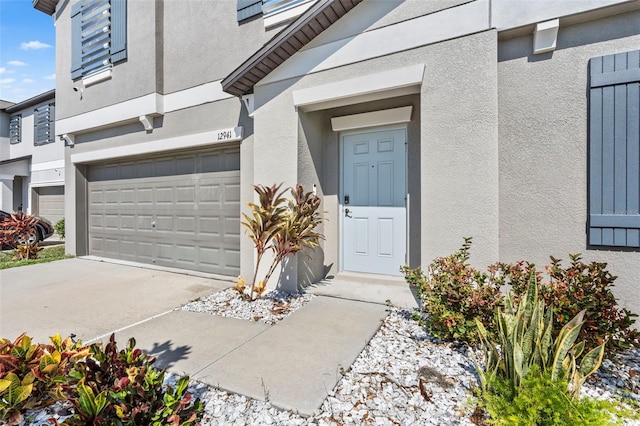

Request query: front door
[{"left": 341, "top": 127, "right": 406, "bottom": 276}]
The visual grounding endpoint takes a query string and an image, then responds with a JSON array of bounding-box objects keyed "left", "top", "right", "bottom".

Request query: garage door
[
  {"left": 36, "top": 186, "right": 64, "bottom": 224},
  {"left": 87, "top": 146, "right": 241, "bottom": 276}
]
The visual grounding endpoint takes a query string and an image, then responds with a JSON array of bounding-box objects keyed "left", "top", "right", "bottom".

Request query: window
[
  {"left": 237, "top": 0, "right": 315, "bottom": 24},
  {"left": 237, "top": 0, "right": 262, "bottom": 21},
  {"left": 9, "top": 115, "right": 21, "bottom": 144},
  {"left": 588, "top": 49, "right": 640, "bottom": 247},
  {"left": 34, "top": 103, "right": 55, "bottom": 146},
  {"left": 71, "top": 0, "right": 127, "bottom": 80}
]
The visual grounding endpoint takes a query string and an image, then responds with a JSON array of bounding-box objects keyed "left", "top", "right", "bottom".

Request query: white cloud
[
  {"left": 22, "top": 78, "right": 34, "bottom": 84},
  {"left": 8, "top": 60, "right": 27, "bottom": 66},
  {"left": 45, "top": 73, "right": 56, "bottom": 80},
  {"left": 0, "top": 78, "right": 16, "bottom": 85},
  {"left": 0, "top": 67, "right": 6, "bottom": 75},
  {"left": 20, "top": 41, "right": 52, "bottom": 50}
]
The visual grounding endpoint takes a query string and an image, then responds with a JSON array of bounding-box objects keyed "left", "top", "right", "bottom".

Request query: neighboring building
[
  {"left": 0, "top": 90, "right": 64, "bottom": 223},
  {"left": 35, "top": 0, "right": 640, "bottom": 314}
]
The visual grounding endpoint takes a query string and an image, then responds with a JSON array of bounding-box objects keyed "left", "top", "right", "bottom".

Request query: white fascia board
[
  {"left": 264, "top": 0, "right": 316, "bottom": 29},
  {"left": 331, "top": 106, "right": 413, "bottom": 132},
  {"left": 57, "top": 80, "right": 233, "bottom": 136},
  {"left": 57, "top": 93, "right": 162, "bottom": 136},
  {"left": 30, "top": 159, "right": 65, "bottom": 172},
  {"left": 71, "top": 127, "right": 243, "bottom": 164},
  {"left": 261, "top": 0, "right": 489, "bottom": 86},
  {"left": 293, "top": 64, "right": 424, "bottom": 112},
  {"left": 30, "top": 180, "right": 65, "bottom": 188},
  {"left": 163, "top": 81, "right": 233, "bottom": 112}
]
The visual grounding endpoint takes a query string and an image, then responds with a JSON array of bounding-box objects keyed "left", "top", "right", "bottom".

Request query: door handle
[{"left": 345, "top": 208, "right": 352, "bottom": 218}]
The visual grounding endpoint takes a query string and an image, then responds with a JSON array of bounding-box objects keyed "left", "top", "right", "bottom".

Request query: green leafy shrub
[
  {"left": 240, "top": 183, "right": 324, "bottom": 301},
  {"left": 404, "top": 239, "right": 638, "bottom": 355},
  {"left": 54, "top": 218, "right": 65, "bottom": 239},
  {"left": 481, "top": 366, "right": 632, "bottom": 426},
  {"left": 401, "top": 238, "right": 504, "bottom": 343},
  {"left": 66, "top": 333, "right": 203, "bottom": 425},
  {"left": 543, "top": 255, "right": 639, "bottom": 355}
]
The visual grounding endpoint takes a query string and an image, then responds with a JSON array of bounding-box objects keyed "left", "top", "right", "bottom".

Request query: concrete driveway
[{"left": 0, "top": 258, "right": 230, "bottom": 343}]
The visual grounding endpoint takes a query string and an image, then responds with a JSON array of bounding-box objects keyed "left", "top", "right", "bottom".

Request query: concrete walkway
[{"left": 0, "top": 258, "right": 416, "bottom": 416}]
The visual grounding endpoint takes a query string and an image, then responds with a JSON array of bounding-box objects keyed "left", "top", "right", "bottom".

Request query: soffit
[{"left": 222, "top": 0, "right": 362, "bottom": 97}]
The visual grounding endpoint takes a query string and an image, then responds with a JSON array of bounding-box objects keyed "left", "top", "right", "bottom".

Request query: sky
[{"left": 0, "top": 0, "right": 56, "bottom": 104}]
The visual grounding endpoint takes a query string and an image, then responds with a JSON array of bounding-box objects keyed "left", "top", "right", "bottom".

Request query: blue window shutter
[
  {"left": 111, "top": 0, "right": 127, "bottom": 63},
  {"left": 589, "top": 49, "right": 640, "bottom": 247},
  {"left": 237, "top": 0, "right": 262, "bottom": 21},
  {"left": 71, "top": 2, "right": 83, "bottom": 79}
]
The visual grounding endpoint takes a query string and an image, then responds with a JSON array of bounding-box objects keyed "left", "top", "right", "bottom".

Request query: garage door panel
[{"left": 88, "top": 146, "right": 241, "bottom": 276}]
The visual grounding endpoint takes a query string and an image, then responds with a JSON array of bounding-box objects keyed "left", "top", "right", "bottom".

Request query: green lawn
[{"left": 0, "top": 245, "right": 73, "bottom": 270}]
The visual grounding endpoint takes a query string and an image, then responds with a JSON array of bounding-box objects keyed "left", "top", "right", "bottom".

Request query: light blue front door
[{"left": 341, "top": 127, "right": 407, "bottom": 276}]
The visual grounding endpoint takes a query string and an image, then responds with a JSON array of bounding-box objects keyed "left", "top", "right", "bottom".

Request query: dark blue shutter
[
  {"left": 589, "top": 49, "right": 640, "bottom": 247},
  {"left": 71, "top": 2, "right": 83, "bottom": 79},
  {"left": 110, "top": 0, "right": 127, "bottom": 63},
  {"left": 237, "top": 0, "right": 262, "bottom": 21}
]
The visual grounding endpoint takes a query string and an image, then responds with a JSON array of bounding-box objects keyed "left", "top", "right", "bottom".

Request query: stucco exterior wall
[
  {"left": 162, "top": 0, "right": 268, "bottom": 93},
  {"left": 253, "top": 28, "right": 499, "bottom": 286},
  {"left": 498, "top": 10, "right": 640, "bottom": 313},
  {"left": 55, "top": 1, "right": 160, "bottom": 120}
]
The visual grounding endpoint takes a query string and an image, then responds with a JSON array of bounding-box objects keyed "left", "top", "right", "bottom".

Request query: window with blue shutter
[
  {"left": 237, "top": 0, "right": 262, "bottom": 21},
  {"left": 588, "top": 49, "right": 640, "bottom": 248},
  {"left": 71, "top": 0, "right": 127, "bottom": 80},
  {"left": 9, "top": 115, "right": 21, "bottom": 144},
  {"left": 34, "top": 104, "right": 55, "bottom": 146}
]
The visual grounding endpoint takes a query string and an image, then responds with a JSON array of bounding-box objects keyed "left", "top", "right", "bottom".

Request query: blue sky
[{"left": 0, "top": 0, "right": 56, "bottom": 103}]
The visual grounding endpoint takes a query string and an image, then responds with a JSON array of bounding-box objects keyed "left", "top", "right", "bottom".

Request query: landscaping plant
[
  {"left": 240, "top": 183, "right": 323, "bottom": 301},
  {"left": 0, "top": 333, "right": 89, "bottom": 424},
  {"left": 401, "top": 238, "right": 504, "bottom": 343},
  {"left": 403, "top": 239, "right": 638, "bottom": 356},
  {"left": 66, "top": 333, "right": 203, "bottom": 425},
  {"left": 474, "top": 273, "right": 605, "bottom": 397},
  {"left": 0, "top": 213, "right": 41, "bottom": 258},
  {"left": 54, "top": 218, "right": 65, "bottom": 239},
  {"left": 472, "top": 274, "right": 640, "bottom": 425},
  {"left": 0, "top": 333, "right": 203, "bottom": 425}
]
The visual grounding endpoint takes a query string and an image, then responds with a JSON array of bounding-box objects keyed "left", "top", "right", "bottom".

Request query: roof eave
[
  {"left": 222, "top": 0, "right": 363, "bottom": 97},
  {"left": 33, "top": 0, "right": 58, "bottom": 15},
  {"left": 5, "top": 89, "right": 56, "bottom": 113}
]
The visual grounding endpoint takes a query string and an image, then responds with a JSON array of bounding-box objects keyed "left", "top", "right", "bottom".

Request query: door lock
[
  {"left": 344, "top": 195, "right": 350, "bottom": 205},
  {"left": 345, "top": 208, "right": 352, "bottom": 218}
]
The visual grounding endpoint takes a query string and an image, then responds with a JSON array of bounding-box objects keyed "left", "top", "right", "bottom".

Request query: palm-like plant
[
  {"left": 262, "top": 185, "right": 323, "bottom": 290},
  {"left": 241, "top": 184, "right": 288, "bottom": 300},
  {"left": 241, "top": 184, "right": 324, "bottom": 301}
]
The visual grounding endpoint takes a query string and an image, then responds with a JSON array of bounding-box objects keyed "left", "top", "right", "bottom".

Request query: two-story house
[
  {"left": 35, "top": 0, "right": 640, "bottom": 315},
  {"left": 0, "top": 90, "right": 64, "bottom": 224}
]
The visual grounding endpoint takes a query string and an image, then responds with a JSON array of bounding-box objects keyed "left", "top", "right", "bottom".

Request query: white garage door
[
  {"left": 87, "top": 146, "right": 241, "bottom": 276},
  {"left": 36, "top": 186, "right": 64, "bottom": 224}
]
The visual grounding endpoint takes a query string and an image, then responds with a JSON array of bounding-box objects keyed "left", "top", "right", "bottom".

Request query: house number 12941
[{"left": 218, "top": 130, "right": 233, "bottom": 140}]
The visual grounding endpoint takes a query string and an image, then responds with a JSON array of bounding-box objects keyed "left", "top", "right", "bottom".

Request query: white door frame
[{"left": 338, "top": 124, "right": 409, "bottom": 275}]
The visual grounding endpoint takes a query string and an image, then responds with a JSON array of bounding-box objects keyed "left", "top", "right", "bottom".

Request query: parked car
[{"left": 0, "top": 210, "right": 54, "bottom": 247}]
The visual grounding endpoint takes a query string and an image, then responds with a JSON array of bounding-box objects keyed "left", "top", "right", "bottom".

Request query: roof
[
  {"left": 4, "top": 89, "right": 55, "bottom": 114},
  {"left": 33, "top": 0, "right": 58, "bottom": 15},
  {"left": 0, "top": 100, "right": 16, "bottom": 111},
  {"left": 222, "top": 0, "right": 362, "bottom": 97}
]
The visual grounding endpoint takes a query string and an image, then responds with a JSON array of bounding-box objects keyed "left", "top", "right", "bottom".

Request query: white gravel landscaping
[{"left": 16, "top": 291, "right": 640, "bottom": 425}]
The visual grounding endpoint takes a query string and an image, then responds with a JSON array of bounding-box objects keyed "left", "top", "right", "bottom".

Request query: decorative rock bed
[{"left": 17, "top": 293, "right": 640, "bottom": 425}]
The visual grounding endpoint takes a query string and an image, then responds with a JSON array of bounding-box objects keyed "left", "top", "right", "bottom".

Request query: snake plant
[{"left": 474, "top": 272, "right": 605, "bottom": 398}]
